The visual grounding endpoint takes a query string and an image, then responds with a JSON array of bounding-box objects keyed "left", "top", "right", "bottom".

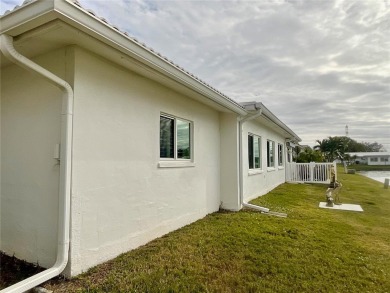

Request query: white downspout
[
  {"left": 0, "top": 34, "right": 73, "bottom": 293},
  {"left": 238, "top": 106, "right": 269, "bottom": 213}
]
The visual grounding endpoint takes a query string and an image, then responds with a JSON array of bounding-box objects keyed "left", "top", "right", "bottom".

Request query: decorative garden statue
[{"left": 325, "top": 166, "right": 342, "bottom": 207}]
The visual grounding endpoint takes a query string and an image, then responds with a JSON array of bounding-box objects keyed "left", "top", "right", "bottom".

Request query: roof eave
[
  {"left": 0, "top": 0, "right": 57, "bottom": 36},
  {"left": 241, "top": 101, "right": 301, "bottom": 142},
  {"left": 0, "top": 0, "right": 247, "bottom": 116}
]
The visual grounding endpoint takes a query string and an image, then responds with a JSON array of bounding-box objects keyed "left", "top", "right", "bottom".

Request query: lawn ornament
[{"left": 325, "top": 166, "right": 342, "bottom": 207}]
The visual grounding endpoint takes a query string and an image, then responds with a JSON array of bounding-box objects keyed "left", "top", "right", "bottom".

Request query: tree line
[{"left": 295, "top": 136, "right": 385, "bottom": 163}]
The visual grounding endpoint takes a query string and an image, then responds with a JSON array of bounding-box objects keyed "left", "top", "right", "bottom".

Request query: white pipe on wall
[
  {"left": 238, "top": 104, "right": 287, "bottom": 218},
  {"left": 242, "top": 202, "right": 270, "bottom": 213},
  {"left": 0, "top": 34, "right": 73, "bottom": 293},
  {"left": 238, "top": 105, "right": 263, "bottom": 206}
]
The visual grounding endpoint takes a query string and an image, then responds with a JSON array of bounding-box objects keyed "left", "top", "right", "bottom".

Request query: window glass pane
[
  {"left": 254, "top": 137, "right": 260, "bottom": 168},
  {"left": 267, "top": 140, "right": 274, "bottom": 167},
  {"left": 278, "top": 144, "right": 283, "bottom": 166},
  {"left": 160, "top": 116, "right": 174, "bottom": 158},
  {"left": 177, "top": 119, "right": 191, "bottom": 159},
  {"left": 267, "top": 141, "right": 270, "bottom": 167},
  {"left": 248, "top": 135, "right": 254, "bottom": 169}
]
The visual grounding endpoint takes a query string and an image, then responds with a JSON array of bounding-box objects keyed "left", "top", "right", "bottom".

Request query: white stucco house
[
  {"left": 346, "top": 152, "right": 390, "bottom": 166},
  {"left": 0, "top": 1, "right": 300, "bottom": 291}
]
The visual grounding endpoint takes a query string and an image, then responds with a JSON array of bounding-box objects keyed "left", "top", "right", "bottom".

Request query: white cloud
[{"left": 1, "top": 0, "right": 389, "bottom": 149}]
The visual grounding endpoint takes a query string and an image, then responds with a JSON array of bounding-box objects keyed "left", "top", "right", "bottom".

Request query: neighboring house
[
  {"left": 0, "top": 0, "right": 300, "bottom": 290},
  {"left": 346, "top": 152, "right": 390, "bottom": 166}
]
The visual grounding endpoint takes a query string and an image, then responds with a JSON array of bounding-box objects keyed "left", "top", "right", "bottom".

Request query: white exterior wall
[
  {"left": 368, "top": 156, "right": 390, "bottom": 165},
  {"left": 242, "top": 120, "right": 286, "bottom": 202},
  {"left": 67, "top": 48, "right": 222, "bottom": 276},
  {"left": 1, "top": 42, "right": 295, "bottom": 277},
  {"left": 0, "top": 49, "right": 69, "bottom": 267},
  {"left": 219, "top": 113, "right": 240, "bottom": 211}
]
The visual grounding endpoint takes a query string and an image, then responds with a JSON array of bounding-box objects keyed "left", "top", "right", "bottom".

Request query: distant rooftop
[{"left": 346, "top": 152, "right": 390, "bottom": 157}]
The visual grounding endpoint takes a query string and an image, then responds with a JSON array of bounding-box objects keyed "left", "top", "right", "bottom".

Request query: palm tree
[
  {"left": 297, "top": 147, "right": 323, "bottom": 163},
  {"left": 314, "top": 136, "right": 348, "bottom": 162},
  {"left": 314, "top": 139, "right": 330, "bottom": 161}
]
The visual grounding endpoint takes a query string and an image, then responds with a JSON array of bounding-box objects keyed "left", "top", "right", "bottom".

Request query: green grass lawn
[{"left": 9, "top": 168, "right": 390, "bottom": 292}]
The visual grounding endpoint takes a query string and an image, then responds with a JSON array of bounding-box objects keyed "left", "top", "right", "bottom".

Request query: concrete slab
[{"left": 319, "top": 202, "right": 364, "bottom": 212}]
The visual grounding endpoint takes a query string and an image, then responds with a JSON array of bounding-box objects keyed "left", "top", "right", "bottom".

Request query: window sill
[
  {"left": 158, "top": 161, "right": 195, "bottom": 168},
  {"left": 267, "top": 167, "right": 276, "bottom": 172},
  {"left": 278, "top": 166, "right": 284, "bottom": 170},
  {"left": 248, "top": 169, "right": 263, "bottom": 176}
]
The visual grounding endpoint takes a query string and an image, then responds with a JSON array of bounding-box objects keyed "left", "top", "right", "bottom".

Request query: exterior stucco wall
[
  {"left": 219, "top": 113, "right": 240, "bottom": 211},
  {"left": 242, "top": 120, "right": 286, "bottom": 202},
  {"left": 1, "top": 42, "right": 295, "bottom": 278},
  {"left": 0, "top": 49, "right": 68, "bottom": 267},
  {"left": 68, "top": 48, "right": 222, "bottom": 276}
]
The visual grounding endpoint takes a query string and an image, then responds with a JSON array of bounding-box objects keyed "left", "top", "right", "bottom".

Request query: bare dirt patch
[{"left": 0, "top": 252, "right": 44, "bottom": 289}]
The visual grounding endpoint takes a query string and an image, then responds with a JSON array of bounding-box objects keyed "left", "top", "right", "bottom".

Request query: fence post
[
  {"left": 309, "top": 162, "right": 315, "bottom": 182},
  {"left": 286, "top": 163, "right": 289, "bottom": 181}
]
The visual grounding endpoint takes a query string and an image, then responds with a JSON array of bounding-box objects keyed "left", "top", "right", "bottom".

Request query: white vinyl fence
[{"left": 286, "top": 162, "right": 336, "bottom": 184}]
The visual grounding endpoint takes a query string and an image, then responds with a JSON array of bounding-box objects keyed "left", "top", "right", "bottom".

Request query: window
[
  {"left": 160, "top": 114, "right": 191, "bottom": 160},
  {"left": 370, "top": 157, "right": 378, "bottom": 162},
  {"left": 380, "top": 158, "right": 388, "bottom": 162},
  {"left": 248, "top": 134, "right": 261, "bottom": 169},
  {"left": 267, "top": 140, "right": 275, "bottom": 168},
  {"left": 278, "top": 143, "right": 283, "bottom": 166}
]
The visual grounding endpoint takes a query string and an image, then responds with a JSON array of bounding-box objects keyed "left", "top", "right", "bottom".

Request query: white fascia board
[
  {"left": 261, "top": 106, "right": 301, "bottom": 142},
  {"left": 263, "top": 114, "right": 301, "bottom": 142},
  {"left": 0, "top": 1, "right": 57, "bottom": 36},
  {"left": 1, "top": 0, "right": 247, "bottom": 116}
]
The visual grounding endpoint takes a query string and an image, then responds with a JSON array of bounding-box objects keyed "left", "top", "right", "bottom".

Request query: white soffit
[
  {"left": 0, "top": 0, "right": 247, "bottom": 115},
  {"left": 241, "top": 102, "right": 301, "bottom": 142}
]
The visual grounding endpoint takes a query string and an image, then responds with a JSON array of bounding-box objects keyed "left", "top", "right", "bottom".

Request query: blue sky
[{"left": 1, "top": 0, "right": 389, "bottom": 148}]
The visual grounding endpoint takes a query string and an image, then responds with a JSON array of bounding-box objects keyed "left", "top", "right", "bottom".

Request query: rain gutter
[
  {"left": 1, "top": 0, "right": 247, "bottom": 116},
  {"left": 0, "top": 34, "right": 73, "bottom": 293}
]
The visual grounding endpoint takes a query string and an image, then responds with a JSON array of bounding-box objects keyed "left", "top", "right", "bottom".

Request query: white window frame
[
  {"left": 159, "top": 113, "right": 194, "bottom": 168},
  {"left": 248, "top": 133, "right": 262, "bottom": 171},
  {"left": 278, "top": 143, "right": 284, "bottom": 167},
  {"left": 267, "top": 140, "right": 275, "bottom": 169}
]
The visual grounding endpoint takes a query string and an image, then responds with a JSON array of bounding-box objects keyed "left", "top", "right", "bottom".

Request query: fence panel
[{"left": 286, "top": 162, "right": 336, "bottom": 184}]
